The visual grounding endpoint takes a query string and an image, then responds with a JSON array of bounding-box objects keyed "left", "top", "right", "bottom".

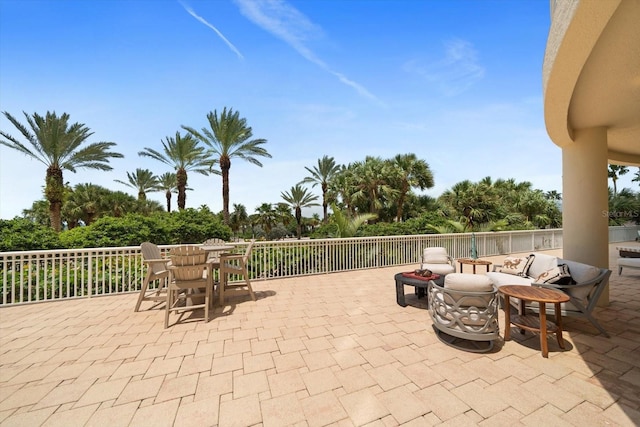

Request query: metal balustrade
[{"left": 0, "top": 226, "right": 637, "bottom": 306}]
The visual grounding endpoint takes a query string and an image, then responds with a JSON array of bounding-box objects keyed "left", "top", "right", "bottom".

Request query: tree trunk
[
  {"left": 296, "top": 207, "right": 302, "bottom": 239},
  {"left": 45, "top": 166, "right": 64, "bottom": 232},
  {"left": 321, "top": 182, "right": 328, "bottom": 223},
  {"left": 221, "top": 156, "right": 231, "bottom": 224},
  {"left": 165, "top": 190, "right": 171, "bottom": 212},
  {"left": 177, "top": 168, "right": 187, "bottom": 209}
]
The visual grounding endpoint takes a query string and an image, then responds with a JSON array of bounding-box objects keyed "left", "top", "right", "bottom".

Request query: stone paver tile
[
  {"left": 366, "top": 364, "right": 410, "bottom": 391},
  {"left": 387, "top": 345, "right": 423, "bottom": 366},
  {"left": 85, "top": 401, "right": 138, "bottom": 427},
  {"left": 251, "top": 338, "right": 279, "bottom": 355},
  {"left": 302, "top": 367, "right": 341, "bottom": 395},
  {"left": 173, "top": 398, "right": 220, "bottom": 427},
  {"left": 463, "top": 357, "right": 511, "bottom": 385},
  {"left": 355, "top": 334, "right": 386, "bottom": 350},
  {"left": 330, "top": 335, "right": 359, "bottom": 351},
  {"left": 451, "top": 381, "right": 508, "bottom": 418},
  {"left": 166, "top": 341, "right": 198, "bottom": 359},
  {"left": 415, "top": 383, "right": 470, "bottom": 421},
  {"left": 243, "top": 353, "right": 275, "bottom": 374},
  {"left": 360, "top": 347, "right": 396, "bottom": 368},
  {"left": 129, "top": 398, "right": 180, "bottom": 427},
  {"left": 521, "top": 355, "right": 573, "bottom": 380},
  {"left": 194, "top": 341, "right": 224, "bottom": 358},
  {"left": 277, "top": 338, "right": 307, "bottom": 354},
  {"left": 178, "top": 355, "right": 214, "bottom": 376},
  {"left": 115, "top": 376, "right": 164, "bottom": 405},
  {"left": 602, "top": 402, "right": 640, "bottom": 426},
  {"left": 492, "top": 355, "right": 539, "bottom": 382},
  {"left": 33, "top": 379, "right": 96, "bottom": 409},
  {"left": 430, "top": 360, "right": 478, "bottom": 387},
  {"left": 267, "top": 369, "right": 306, "bottom": 397},
  {"left": 303, "top": 349, "right": 337, "bottom": 371},
  {"left": 218, "top": 394, "right": 262, "bottom": 427},
  {"left": 41, "top": 402, "right": 99, "bottom": 427},
  {"left": 273, "top": 352, "right": 306, "bottom": 373},
  {"left": 110, "top": 358, "right": 154, "bottom": 380},
  {"left": 332, "top": 349, "right": 367, "bottom": 370},
  {"left": 300, "top": 390, "right": 348, "bottom": 427},
  {"left": 105, "top": 344, "right": 144, "bottom": 362},
  {"left": 335, "top": 365, "right": 377, "bottom": 394},
  {"left": 5, "top": 363, "right": 59, "bottom": 385},
  {"left": 0, "top": 381, "right": 59, "bottom": 411},
  {"left": 556, "top": 372, "right": 618, "bottom": 409},
  {"left": 0, "top": 406, "right": 56, "bottom": 427},
  {"left": 378, "top": 385, "right": 429, "bottom": 424},
  {"left": 486, "top": 376, "right": 545, "bottom": 415},
  {"left": 339, "top": 387, "right": 389, "bottom": 426},
  {"left": 223, "top": 339, "right": 251, "bottom": 356},
  {"left": 234, "top": 370, "right": 269, "bottom": 398},
  {"left": 144, "top": 357, "right": 184, "bottom": 379},
  {"left": 136, "top": 343, "right": 171, "bottom": 361},
  {"left": 521, "top": 375, "right": 582, "bottom": 412},
  {"left": 304, "top": 336, "right": 333, "bottom": 353},
  {"left": 261, "top": 392, "right": 306, "bottom": 427},
  {"left": 75, "top": 377, "right": 130, "bottom": 408},
  {"left": 258, "top": 327, "right": 282, "bottom": 341},
  {"left": 521, "top": 404, "right": 573, "bottom": 426},
  {"left": 76, "top": 360, "right": 122, "bottom": 381},
  {"left": 478, "top": 407, "right": 527, "bottom": 427},
  {"left": 211, "top": 354, "right": 243, "bottom": 375},
  {"left": 562, "top": 401, "right": 628, "bottom": 427},
  {"left": 398, "top": 362, "right": 445, "bottom": 389},
  {"left": 194, "top": 371, "right": 233, "bottom": 401},
  {"left": 155, "top": 373, "right": 199, "bottom": 403},
  {"left": 78, "top": 346, "right": 118, "bottom": 363}
]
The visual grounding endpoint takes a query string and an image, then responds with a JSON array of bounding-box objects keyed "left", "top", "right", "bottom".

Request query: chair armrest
[
  {"left": 144, "top": 258, "right": 171, "bottom": 265},
  {"left": 220, "top": 253, "right": 243, "bottom": 260}
]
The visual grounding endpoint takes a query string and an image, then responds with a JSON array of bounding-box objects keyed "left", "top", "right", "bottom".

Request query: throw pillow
[
  {"left": 498, "top": 255, "right": 534, "bottom": 277},
  {"left": 535, "top": 264, "right": 575, "bottom": 285}
]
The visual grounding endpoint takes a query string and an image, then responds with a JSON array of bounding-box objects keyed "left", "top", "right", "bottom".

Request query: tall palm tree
[
  {"left": 0, "top": 111, "right": 123, "bottom": 231},
  {"left": 114, "top": 168, "right": 159, "bottom": 200},
  {"left": 351, "top": 157, "right": 398, "bottom": 218},
  {"left": 608, "top": 164, "right": 629, "bottom": 196},
  {"left": 389, "top": 153, "right": 434, "bottom": 222},
  {"left": 138, "top": 132, "right": 210, "bottom": 210},
  {"left": 156, "top": 172, "right": 178, "bottom": 212},
  {"left": 301, "top": 155, "right": 341, "bottom": 223},
  {"left": 183, "top": 107, "right": 271, "bottom": 224},
  {"left": 230, "top": 203, "right": 249, "bottom": 236},
  {"left": 281, "top": 184, "right": 320, "bottom": 239}
]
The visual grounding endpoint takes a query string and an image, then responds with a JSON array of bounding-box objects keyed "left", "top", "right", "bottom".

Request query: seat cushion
[
  {"left": 421, "top": 263, "right": 456, "bottom": 275},
  {"left": 497, "top": 255, "right": 534, "bottom": 277},
  {"left": 423, "top": 247, "right": 450, "bottom": 264},
  {"left": 445, "top": 273, "right": 494, "bottom": 292},
  {"left": 527, "top": 253, "right": 558, "bottom": 279}
]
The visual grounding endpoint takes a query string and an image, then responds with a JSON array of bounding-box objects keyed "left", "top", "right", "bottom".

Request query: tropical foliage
[
  {"left": 114, "top": 168, "right": 159, "bottom": 200},
  {"left": 0, "top": 111, "right": 124, "bottom": 231},
  {"left": 183, "top": 107, "right": 271, "bottom": 224},
  {"left": 281, "top": 184, "right": 319, "bottom": 239}
]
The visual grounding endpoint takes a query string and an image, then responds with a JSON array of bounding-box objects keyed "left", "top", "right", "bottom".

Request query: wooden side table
[
  {"left": 456, "top": 258, "right": 492, "bottom": 274},
  {"left": 499, "top": 285, "right": 570, "bottom": 358}
]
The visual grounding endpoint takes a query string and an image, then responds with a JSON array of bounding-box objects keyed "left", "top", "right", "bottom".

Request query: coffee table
[
  {"left": 456, "top": 258, "right": 492, "bottom": 274},
  {"left": 395, "top": 272, "right": 442, "bottom": 307},
  {"left": 499, "top": 285, "right": 570, "bottom": 358}
]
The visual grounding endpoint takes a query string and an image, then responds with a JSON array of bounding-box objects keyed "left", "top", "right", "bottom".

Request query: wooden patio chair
[
  {"left": 219, "top": 239, "right": 256, "bottom": 305},
  {"left": 135, "top": 242, "right": 171, "bottom": 312},
  {"left": 165, "top": 245, "right": 211, "bottom": 328}
]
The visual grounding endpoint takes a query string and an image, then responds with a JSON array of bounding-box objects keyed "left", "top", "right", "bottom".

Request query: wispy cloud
[
  {"left": 404, "top": 39, "right": 484, "bottom": 96},
  {"left": 233, "top": 0, "right": 380, "bottom": 103},
  {"left": 179, "top": 1, "right": 244, "bottom": 60}
]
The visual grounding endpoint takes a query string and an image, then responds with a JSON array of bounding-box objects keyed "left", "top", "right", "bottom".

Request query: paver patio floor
[{"left": 1, "top": 243, "right": 639, "bottom": 426}]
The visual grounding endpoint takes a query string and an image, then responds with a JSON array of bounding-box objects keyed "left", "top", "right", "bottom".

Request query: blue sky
[{"left": 1, "top": 0, "right": 636, "bottom": 220}]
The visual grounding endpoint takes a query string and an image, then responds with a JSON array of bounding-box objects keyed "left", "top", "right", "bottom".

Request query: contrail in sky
[
  {"left": 179, "top": 1, "right": 244, "bottom": 60},
  {"left": 234, "top": 0, "right": 380, "bottom": 104}
]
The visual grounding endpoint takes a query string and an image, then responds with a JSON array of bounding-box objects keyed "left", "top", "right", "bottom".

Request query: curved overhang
[{"left": 543, "top": 0, "right": 640, "bottom": 167}]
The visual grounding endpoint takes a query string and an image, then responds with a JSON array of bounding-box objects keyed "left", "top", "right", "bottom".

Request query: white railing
[{"left": 1, "top": 226, "right": 638, "bottom": 306}]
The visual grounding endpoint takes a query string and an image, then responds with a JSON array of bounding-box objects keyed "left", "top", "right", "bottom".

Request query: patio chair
[
  {"left": 165, "top": 245, "right": 211, "bottom": 328},
  {"left": 421, "top": 247, "right": 456, "bottom": 276},
  {"left": 135, "top": 242, "right": 171, "bottom": 312},
  {"left": 428, "top": 273, "right": 500, "bottom": 352},
  {"left": 219, "top": 239, "right": 256, "bottom": 305}
]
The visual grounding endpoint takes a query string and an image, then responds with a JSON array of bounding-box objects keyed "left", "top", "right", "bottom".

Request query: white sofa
[{"left": 486, "top": 253, "right": 612, "bottom": 336}]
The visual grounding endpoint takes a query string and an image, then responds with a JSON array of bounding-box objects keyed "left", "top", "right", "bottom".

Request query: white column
[{"left": 562, "top": 127, "right": 610, "bottom": 305}]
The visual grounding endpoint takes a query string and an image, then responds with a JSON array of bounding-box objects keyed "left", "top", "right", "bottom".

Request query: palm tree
[
  {"left": 608, "top": 164, "right": 629, "bottom": 196},
  {"left": 301, "top": 155, "right": 341, "bottom": 223},
  {"left": 389, "top": 153, "right": 434, "bottom": 222},
  {"left": 329, "top": 203, "right": 377, "bottom": 238},
  {"left": 351, "top": 157, "right": 398, "bottom": 218},
  {"left": 632, "top": 168, "right": 640, "bottom": 184},
  {"left": 64, "top": 183, "right": 111, "bottom": 225},
  {"left": 138, "top": 132, "right": 210, "bottom": 210},
  {"left": 156, "top": 172, "right": 178, "bottom": 212},
  {"left": 230, "top": 203, "right": 249, "bottom": 236},
  {"left": 252, "top": 203, "right": 277, "bottom": 236},
  {"left": 114, "top": 168, "right": 159, "bottom": 201},
  {"left": 183, "top": 107, "right": 271, "bottom": 224},
  {"left": 0, "top": 111, "right": 123, "bottom": 231},
  {"left": 281, "top": 184, "right": 320, "bottom": 239}
]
